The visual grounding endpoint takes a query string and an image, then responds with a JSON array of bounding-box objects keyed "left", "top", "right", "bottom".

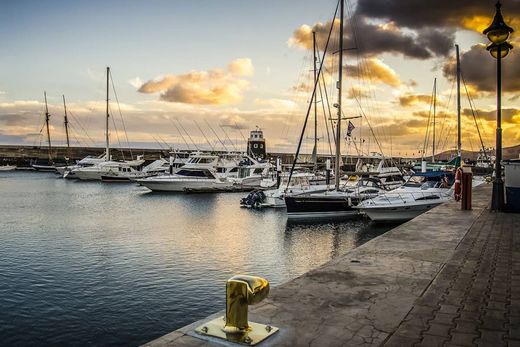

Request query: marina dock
[{"left": 144, "top": 183, "right": 520, "bottom": 346}]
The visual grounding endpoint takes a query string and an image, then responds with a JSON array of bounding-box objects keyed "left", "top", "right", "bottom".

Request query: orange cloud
[
  {"left": 138, "top": 59, "right": 254, "bottom": 105},
  {"left": 346, "top": 58, "right": 401, "bottom": 87},
  {"left": 399, "top": 94, "right": 432, "bottom": 107}
]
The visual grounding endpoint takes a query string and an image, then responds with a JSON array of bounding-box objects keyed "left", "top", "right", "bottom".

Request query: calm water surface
[{"left": 0, "top": 171, "right": 391, "bottom": 346}]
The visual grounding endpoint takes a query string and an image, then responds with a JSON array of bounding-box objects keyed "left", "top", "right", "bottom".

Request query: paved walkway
[
  {"left": 384, "top": 206, "right": 520, "bottom": 346},
  {"left": 144, "top": 185, "right": 520, "bottom": 347}
]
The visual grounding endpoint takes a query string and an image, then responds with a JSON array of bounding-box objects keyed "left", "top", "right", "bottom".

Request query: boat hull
[
  {"left": 358, "top": 201, "right": 445, "bottom": 222},
  {"left": 138, "top": 178, "right": 233, "bottom": 192},
  {"left": 285, "top": 195, "right": 360, "bottom": 220}
]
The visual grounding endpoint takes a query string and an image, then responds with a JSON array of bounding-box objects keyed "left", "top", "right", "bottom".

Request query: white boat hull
[
  {"left": 73, "top": 170, "right": 104, "bottom": 181},
  {"left": 358, "top": 200, "right": 446, "bottom": 222},
  {"left": 0, "top": 165, "right": 16, "bottom": 171},
  {"left": 138, "top": 178, "right": 233, "bottom": 192}
]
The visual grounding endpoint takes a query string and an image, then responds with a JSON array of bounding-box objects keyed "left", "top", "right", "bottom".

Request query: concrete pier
[{"left": 145, "top": 184, "right": 519, "bottom": 346}]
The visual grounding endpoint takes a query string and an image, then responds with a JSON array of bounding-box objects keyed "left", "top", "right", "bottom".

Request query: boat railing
[{"left": 363, "top": 189, "right": 452, "bottom": 206}]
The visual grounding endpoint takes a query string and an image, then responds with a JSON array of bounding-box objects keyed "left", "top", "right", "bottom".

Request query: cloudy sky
[{"left": 1, "top": 0, "right": 519, "bottom": 157}]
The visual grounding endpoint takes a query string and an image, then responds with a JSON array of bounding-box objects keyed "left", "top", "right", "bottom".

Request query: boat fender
[
  {"left": 348, "top": 197, "right": 352, "bottom": 206},
  {"left": 454, "top": 168, "right": 463, "bottom": 201}
]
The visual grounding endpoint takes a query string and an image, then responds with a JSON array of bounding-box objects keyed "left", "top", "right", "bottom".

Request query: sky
[{"left": 1, "top": 0, "right": 519, "bottom": 157}]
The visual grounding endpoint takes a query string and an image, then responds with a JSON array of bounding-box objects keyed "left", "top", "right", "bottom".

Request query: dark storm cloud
[
  {"left": 290, "top": 18, "right": 447, "bottom": 59},
  {"left": 443, "top": 44, "right": 520, "bottom": 93},
  {"left": 355, "top": 0, "right": 520, "bottom": 30}
]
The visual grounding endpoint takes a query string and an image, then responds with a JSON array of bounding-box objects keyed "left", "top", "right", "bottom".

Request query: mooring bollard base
[{"left": 194, "top": 316, "right": 279, "bottom": 345}]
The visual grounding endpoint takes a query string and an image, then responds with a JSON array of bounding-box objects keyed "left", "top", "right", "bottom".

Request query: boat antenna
[
  {"left": 44, "top": 91, "right": 53, "bottom": 164},
  {"left": 62, "top": 95, "right": 71, "bottom": 160}
]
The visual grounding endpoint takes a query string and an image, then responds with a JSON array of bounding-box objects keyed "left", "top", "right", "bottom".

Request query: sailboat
[
  {"left": 71, "top": 67, "right": 145, "bottom": 181},
  {"left": 32, "top": 92, "right": 66, "bottom": 172},
  {"left": 356, "top": 45, "right": 465, "bottom": 222},
  {"left": 284, "top": 0, "right": 392, "bottom": 219}
]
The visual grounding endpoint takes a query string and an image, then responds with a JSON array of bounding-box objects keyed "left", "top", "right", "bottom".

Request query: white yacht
[
  {"left": 241, "top": 172, "right": 331, "bottom": 208},
  {"left": 0, "top": 165, "right": 16, "bottom": 171},
  {"left": 228, "top": 156, "right": 272, "bottom": 188},
  {"left": 72, "top": 157, "right": 146, "bottom": 181},
  {"left": 58, "top": 154, "right": 108, "bottom": 178},
  {"left": 136, "top": 152, "right": 239, "bottom": 192},
  {"left": 355, "top": 171, "right": 454, "bottom": 222},
  {"left": 284, "top": 177, "right": 388, "bottom": 219}
]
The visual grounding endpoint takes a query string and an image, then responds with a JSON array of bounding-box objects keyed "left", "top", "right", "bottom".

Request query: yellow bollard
[{"left": 195, "top": 275, "right": 278, "bottom": 345}]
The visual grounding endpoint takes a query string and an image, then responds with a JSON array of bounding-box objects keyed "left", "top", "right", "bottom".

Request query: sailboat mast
[
  {"left": 432, "top": 77, "right": 436, "bottom": 162},
  {"left": 456, "top": 45, "right": 461, "bottom": 159},
  {"left": 334, "top": 0, "right": 344, "bottom": 190},
  {"left": 106, "top": 67, "right": 110, "bottom": 161},
  {"left": 313, "top": 30, "right": 318, "bottom": 170},
  {"left": 62, "top": 95, "right": 71, "bottom": 159},
  {"left": 44, "top": 91, "right": 52, "bottom": 163}
]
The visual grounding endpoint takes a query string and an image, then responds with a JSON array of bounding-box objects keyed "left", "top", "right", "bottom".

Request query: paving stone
[
  {"left": 420, "top": 334, "right": 448, "bottom": 346},
  {"left": 384, "top": 334, "right": 419, "bottom": 347},
  {"left": 431, "top": 312, "right": 458, "bottom": 326},
  {"left": 480, "top": 316, "right": 506, "bottom": 331},
  {"left": 448, "top": 331, "right": 479, "bottom": 346},
  {"left": 476, "top": 329, "right": 506, "bottom": 345},
  {"left": 424, "top": 323, "right": 451, "bottom": 337},
  {"left": 439, "top": 304, "right": 460, "bottom": 315},
  {"left": 394, "top": 321, "right": 426, "bottom": 339},
  {"left": 454, "top": 320, "right": 479, "bottom": 334}
]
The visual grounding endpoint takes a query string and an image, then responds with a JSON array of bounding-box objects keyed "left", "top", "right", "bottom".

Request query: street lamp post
[{"left": 483, "top": 1, "right": 514, "bottom": 212}]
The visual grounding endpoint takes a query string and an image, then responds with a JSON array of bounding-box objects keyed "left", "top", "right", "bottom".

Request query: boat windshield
[{"left": 404, "top": 176, "right": 426, "bottom": 187}]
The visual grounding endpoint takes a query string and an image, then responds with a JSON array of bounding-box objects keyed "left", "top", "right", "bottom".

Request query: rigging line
[
  {"left": 205, "top": 119, "right": 229, "bottom": 152},
  {"left": 69, "top": 117, "right": 96, "bottom": 146},
  {"left": 422, "top": 81, "right": 435, "bottom": 160},
  {"left": 194, "top": 120, "right": 214, "bottom": 151},
  {"left": 68, "top": 111, "right": 97, "bottom": 146},
  {"left": 151, "top": 135, "right": 166, "bottom": 150},
  {"left": 219, "top": 125, "right": 239, "bottom": 152},
  {"left": 317, "top": 49, "right": 336, "bottom": 149},
  {"left": 109, "top": 70, "right": 133, "bottom": 159},
  {"left": 436, "top": 78, "right": 455, "bottom": 150},
  {"left": 318, "top": 75, "right": 334, "bottom": 157},
  {"left": 235, "top": 123, "right": 247, "bottom": 143},
  {"left": 352, "top": 95, "right": 386, "bottom": 158},
  {"left": 156, "top": 134, "right": 171, "bottom": 149},
  {"left": 461, "top": 73, "right": 489, "bottom": 158},
  {"left": 168, "top": 117, "right": 190, "bottom": 150},
  {"left": 109, "top": 105, "right": 125, "bottom": 160},
  {"left": 287, "top": 0, "right": 339, "bottom": 188},
  {"left": 177, "top": 120, "right": 199, "bottom": 151}
]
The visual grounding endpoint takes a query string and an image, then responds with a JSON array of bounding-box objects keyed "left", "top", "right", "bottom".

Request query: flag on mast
[{"left": 347, "top": 120, "right": 355, "bottom": 137}]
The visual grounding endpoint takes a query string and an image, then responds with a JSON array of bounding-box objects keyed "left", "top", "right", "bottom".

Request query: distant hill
[{"left": 435, "top": 144, "right": 520, "bottom": 161}]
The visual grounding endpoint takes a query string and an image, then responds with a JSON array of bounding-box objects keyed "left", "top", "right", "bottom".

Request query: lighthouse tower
[{"left": 247, "top": 127, "right": 266, "bottom": 159}]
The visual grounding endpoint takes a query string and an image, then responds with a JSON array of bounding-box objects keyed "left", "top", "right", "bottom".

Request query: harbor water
[{"left": 0, "top": 171, "right": 391, "bottom": 346}]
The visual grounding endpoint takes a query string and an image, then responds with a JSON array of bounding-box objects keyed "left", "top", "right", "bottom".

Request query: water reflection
[{"left": 0, "top": 172, "right": 392, "bottom": 346}]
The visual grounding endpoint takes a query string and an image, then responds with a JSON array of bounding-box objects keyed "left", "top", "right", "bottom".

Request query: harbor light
[{"left": 483, "top": 1, "right": 514, "bottom": 212}]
